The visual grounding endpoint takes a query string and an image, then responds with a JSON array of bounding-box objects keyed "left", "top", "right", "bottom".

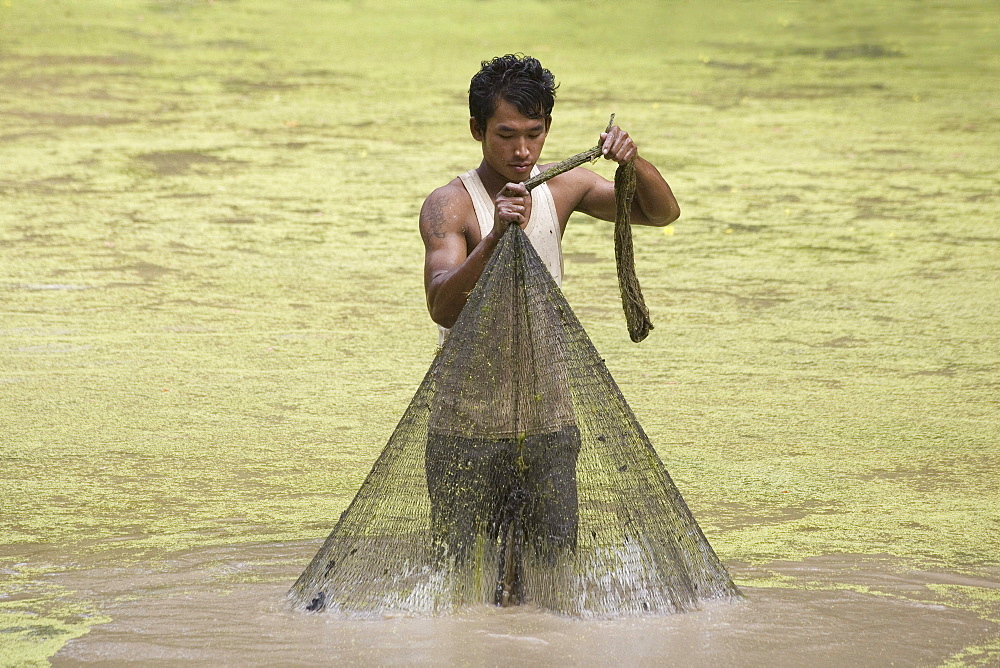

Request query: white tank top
[{"left": 437, "top": 166, "right": 563, "bottom": 344}]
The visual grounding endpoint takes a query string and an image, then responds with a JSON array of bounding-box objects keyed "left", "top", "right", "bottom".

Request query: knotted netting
[{"left": 290, "top": 220, "right": 739, "bottom": 618}]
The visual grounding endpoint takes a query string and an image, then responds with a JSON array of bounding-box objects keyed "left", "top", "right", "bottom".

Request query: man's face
[{"left": 471, "top": 99, "right": 551, "bottom": 183}]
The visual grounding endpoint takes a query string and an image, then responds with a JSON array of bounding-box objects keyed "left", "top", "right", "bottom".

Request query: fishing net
[{"left": 290, "top": 150, "right": 739, "bottom": 614}]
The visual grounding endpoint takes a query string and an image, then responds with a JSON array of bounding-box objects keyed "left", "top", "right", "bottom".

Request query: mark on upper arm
[{"left": 423, "top": 192, "right": 449, "bottom": 239}]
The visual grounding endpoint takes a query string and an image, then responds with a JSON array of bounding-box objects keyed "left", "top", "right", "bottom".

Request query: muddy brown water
[{"left": 47, "top": 542, "right": 998, "bottom": 666}]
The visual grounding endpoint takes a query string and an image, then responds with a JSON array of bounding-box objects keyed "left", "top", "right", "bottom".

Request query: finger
[
  {"left": 609, "top": 133, "right": 634, "bottom": 162},
  {"left": 499, "top": 204, "right": 525, "bottom": 216},
  {"left": 601, "top": 128, "right": 619, "bottom": 156},
  {"left": 612, "top": 131, "right": 630, "bottom": 154},
  {"left": 604, "top": 127, "right": 626, "bottom": 158},
  {"left": 499, "top": 214, "right": 526, "bottom": 226},
  {"left": 502, "top": 182, "right": 528, "bottom": 196}
]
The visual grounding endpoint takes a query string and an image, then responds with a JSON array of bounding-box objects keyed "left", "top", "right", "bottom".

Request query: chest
[{"left": 462, "top": 181, "right": 576, "bottom": 249}]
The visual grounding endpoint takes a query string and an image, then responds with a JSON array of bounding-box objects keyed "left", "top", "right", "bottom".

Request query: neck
[{"left": 475, "top": 159, "right": 516, "bottom": 198}]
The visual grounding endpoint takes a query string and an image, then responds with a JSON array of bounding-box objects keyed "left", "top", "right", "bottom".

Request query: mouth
[{"left": 510, "top": 164, "right": 532, "bottom": 175}]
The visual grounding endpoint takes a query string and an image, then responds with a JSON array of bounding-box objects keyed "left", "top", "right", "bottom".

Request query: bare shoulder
[
  {"left": 537, "top": 163, "right": 612, "bottom": 219},
  {"left": 539, "top": 162, "right": 607, "bottom": 194},
  {"left": 419, "top": 178, "right": 473, "bottom": 243}
]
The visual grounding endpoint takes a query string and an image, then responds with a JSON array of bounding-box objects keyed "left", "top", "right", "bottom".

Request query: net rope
[{"left": 523, "top": 114, "right": 651, "bottom": 342}]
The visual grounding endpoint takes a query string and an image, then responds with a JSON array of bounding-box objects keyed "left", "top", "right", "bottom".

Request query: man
[
  {"left": 419, "top": 55, "right": 680, "bottom": 591},
  {"left": 420, "top": 54, "right": 679, "bottom": 336}
]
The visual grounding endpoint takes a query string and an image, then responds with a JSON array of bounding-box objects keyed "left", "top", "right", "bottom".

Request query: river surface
[
  {"left": 1, "top": 0, "right": 998, "bottom": 665},
  {"left": 38, "top": 542, "right": 1000, "bottom": 666}
]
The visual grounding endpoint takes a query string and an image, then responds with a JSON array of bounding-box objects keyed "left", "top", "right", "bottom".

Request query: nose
[{"left": 514, "top": 138, "right": 529, "bottom": 159}]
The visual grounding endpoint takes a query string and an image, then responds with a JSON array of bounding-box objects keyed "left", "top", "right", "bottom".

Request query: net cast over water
[{"left": 291, "top": 205, "right": 739, "bottom": 616}]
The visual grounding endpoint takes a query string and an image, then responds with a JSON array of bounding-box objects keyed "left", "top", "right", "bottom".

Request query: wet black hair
[{"left": 469, "top": 54, "right": 558, "bottom": 133}]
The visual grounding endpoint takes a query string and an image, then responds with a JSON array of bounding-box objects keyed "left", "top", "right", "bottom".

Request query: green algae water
[{"left": 1, "top": 0, "right": 998, "bottom": 664}]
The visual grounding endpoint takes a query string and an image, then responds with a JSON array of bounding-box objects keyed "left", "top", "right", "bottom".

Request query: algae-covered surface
[{"left": 1, "top": 0, "right": 998, "bottom": 664}]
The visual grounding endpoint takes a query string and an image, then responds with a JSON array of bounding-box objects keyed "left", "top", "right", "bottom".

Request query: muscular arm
[
  {"left": 575, "top": 127, "right": 680, "bottom": 227},
  {"left": 420, "top": 182, "right": 531, "bottom": 328}
]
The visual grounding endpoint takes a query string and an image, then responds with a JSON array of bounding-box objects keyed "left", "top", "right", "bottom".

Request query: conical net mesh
[{"left": 290, "top": 224, "right": 739, "bottom": 617}]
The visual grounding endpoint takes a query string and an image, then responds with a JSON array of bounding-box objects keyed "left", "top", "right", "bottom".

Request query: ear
[
  {"left": 470, "top": 117, "right": 484, "bottom": 141},
  {"left": 544, "top": 115, "right": 552, "bottom": 134}
]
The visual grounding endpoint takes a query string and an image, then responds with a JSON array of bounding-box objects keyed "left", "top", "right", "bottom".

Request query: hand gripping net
[{"left": 290, "top": 222, "right": 739, "bottom": 617}]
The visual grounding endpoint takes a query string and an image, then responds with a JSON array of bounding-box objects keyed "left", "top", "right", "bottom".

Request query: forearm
[
  {"left": 631, "top": 156, "right": 680, "bottom": 226},
  {"left": 427, "top": 229, "right": 503, "bottom": 328}
]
